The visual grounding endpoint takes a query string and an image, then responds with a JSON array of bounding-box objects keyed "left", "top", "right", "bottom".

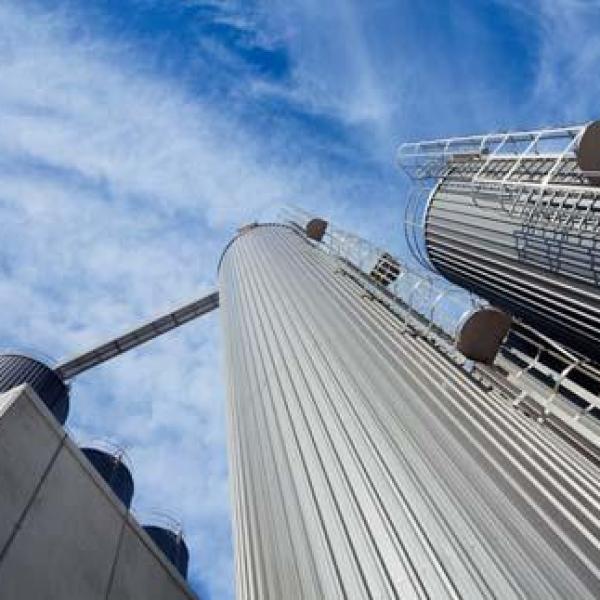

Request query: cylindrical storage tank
[
  {"left": 0, "top": 353, "right": 69, "bottom": 424},
  {"left": 219, "top": 223, "right": 600, "bottom": 600},
  {"left": 80, "top": 447, "right": 134, "bottom": 509},
  {"left": 424, "top": 176, "right": 600, "bottom": 362},
  {"left": 142, "top": 525, "right": 189, "bottom": 579}
]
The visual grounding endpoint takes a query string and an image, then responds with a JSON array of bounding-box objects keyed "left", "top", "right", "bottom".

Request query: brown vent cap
[
  {"left": 456, "top": 307, "right": 512, "bottom": 364},
  {"left": 305, "top": 218, "right": 328, "bottom": 241}
]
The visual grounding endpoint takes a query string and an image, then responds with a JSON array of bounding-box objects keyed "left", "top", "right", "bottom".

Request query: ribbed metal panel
[
  {"left": 219, "top": 224, "right": 600, "bottom": 600},
  {"left": 425, "top": 180, "right": 600, "bottom": 361},
  {"left": 282, "top": 205, "right": 512, "bottom": 365},
  {"left": 0, "top": 354, "right": 69, "bottom": 423}
]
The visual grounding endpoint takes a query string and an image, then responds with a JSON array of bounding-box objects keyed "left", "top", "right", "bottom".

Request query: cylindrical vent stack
[
  {"left": 0, "top": 354, "right": 69, "bottom": 423},
  {"left": 81, "top": 447, "right": 134, "bottom": 509},
  {"left": 143, "top": 526, "right": 189, "bottom": 579},
  {"left": 219, "top": 223, "right": 600, "bottom": 600}
]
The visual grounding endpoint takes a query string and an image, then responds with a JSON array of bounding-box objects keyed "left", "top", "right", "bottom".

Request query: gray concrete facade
[{"left": 0, "top": 384, "right": 197, "bottom": 600}]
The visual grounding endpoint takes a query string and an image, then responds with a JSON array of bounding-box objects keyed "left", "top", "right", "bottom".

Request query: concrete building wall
[
  {"left": 219, "top": 223, "right": 600, "bottom": 600},
  {"left": 0, "top": 384, "right": 197, "bottom": 600}
]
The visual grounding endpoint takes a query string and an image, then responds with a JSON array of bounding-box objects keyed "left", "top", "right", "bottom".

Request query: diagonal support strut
[{"left": 55, "top": 291, "right": 219, "bottom": 380}]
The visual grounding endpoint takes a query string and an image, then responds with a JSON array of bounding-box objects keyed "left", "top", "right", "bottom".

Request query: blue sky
[{"left": 1, "top": 0, "right": 600, "bottom": 597}]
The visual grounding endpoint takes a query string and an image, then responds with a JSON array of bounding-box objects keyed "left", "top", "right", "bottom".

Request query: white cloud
[
  {"left": 482, "top": 0, "right": 600, "bottom": 125},
  {"left": 245, "top": 0, "right": 395, "bottom": 147},
  {"left": 528, "top": 0, "right": 600, "bottom": 121}
]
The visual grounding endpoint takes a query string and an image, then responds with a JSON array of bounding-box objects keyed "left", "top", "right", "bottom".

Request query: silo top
[
  {"left": 217, "top": 222, "right": 297, "bottom": 272},
  {"left": 0, "top": 354, "right": 69, "bottom": 424},
  {"left": 80, "top": 447, "right": 134, "bottom": 509},
  {"left": 143, "top": 525, "right": 190, "bottom": 579}
]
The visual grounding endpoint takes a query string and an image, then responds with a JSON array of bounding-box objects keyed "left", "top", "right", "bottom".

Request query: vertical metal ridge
[
  {"left": 220, "top": 224, "right": 600, "bottom": 599},
  {"left": 288, "top": 231, "right": 600, "bottom": 540},
  {"left": 247, "top": 231, "right": 376, "bottom": 598},
  {"left": 229, "top": 238, "right": 325, "bottom": 598}
]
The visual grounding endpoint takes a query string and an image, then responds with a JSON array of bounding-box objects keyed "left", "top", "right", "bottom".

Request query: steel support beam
[{"left": 55, "top": 291, "right": 219, "bottom": 380}]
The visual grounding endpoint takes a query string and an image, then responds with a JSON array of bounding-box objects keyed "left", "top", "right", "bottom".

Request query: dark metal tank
[
  {"left": 0, "top": 353, "right": 69, "bottom": 424},
  {"left": 142, "top": 525, "right": 189, "bottom": 579},
  {"left": 80, "top": 447, "right": 134, "bottom": 509}
]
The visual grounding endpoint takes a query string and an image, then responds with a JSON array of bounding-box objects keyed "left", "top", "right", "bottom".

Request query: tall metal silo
[
  {"left": 397, "top": 121, "right": 600, "bottom": 362},
  {"left": 219, "top": 222, "right": 600, "bottom": 600}
]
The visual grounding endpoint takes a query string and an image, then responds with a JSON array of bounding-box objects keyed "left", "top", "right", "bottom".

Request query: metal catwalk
[{"left": 219, "top": 223, "right": 600, "bottom": 600}]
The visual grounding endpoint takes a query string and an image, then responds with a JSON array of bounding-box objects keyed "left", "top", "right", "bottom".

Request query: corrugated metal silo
[
  {"left": 219, "top": 222, "right": 600, "bottom": 600},
  {"left": 398, "top": 121, "right": 600, "bottom": 362}
]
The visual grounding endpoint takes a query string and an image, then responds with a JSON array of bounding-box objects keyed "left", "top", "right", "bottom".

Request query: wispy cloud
[{"left": 526, "top": 0, "right": 600, "bottom": 122}]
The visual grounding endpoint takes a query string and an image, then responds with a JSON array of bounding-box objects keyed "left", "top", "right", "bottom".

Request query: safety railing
[
  {"left": 397, "top": 123, "right": 589, "bottom": 186},
  {"left": 500, "top": 321, "right": 600, "bottom": 421},
  {"left": 281, "top": 207, "right": 484, "bottom": 354},
  {"left": 397, "top": 123, "right": 600, "bottom": 262}
]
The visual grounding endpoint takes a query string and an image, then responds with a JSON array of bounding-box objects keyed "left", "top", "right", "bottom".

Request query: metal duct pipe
[{"left": 219, "top": 223, "right": 600, "bottom": 600}]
